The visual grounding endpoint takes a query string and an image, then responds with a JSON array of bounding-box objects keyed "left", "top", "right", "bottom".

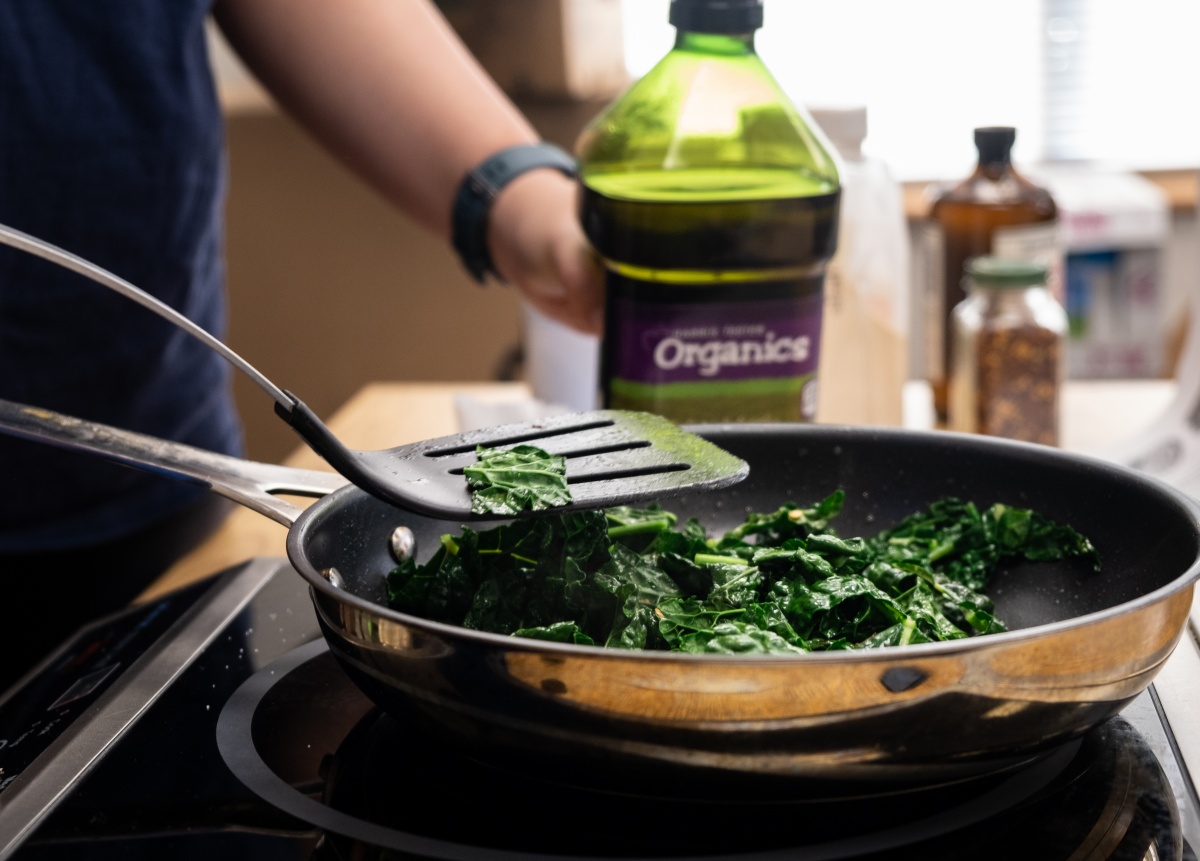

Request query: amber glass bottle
[{"left": 921, "top": 127, "right": 1058, "bottom": 423}]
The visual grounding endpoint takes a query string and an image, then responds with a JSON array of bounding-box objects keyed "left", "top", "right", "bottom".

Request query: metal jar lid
[{"left": 965, "top": 256, "right": 1049, "bottom": 288}]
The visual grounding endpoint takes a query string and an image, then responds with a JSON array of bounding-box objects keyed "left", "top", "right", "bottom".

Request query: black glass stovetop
[{"left": 1, "top": 558, "right": 1198, "bottom": 860}]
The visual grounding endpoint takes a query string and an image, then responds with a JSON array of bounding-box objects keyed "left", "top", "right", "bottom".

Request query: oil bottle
[{"left": 575, "top": 0, "right": 840, "bottom": 423}]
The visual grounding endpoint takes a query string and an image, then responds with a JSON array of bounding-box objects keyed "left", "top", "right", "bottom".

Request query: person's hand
[{"left": 487, "top": 168, "right": 603, "bottom": 337}]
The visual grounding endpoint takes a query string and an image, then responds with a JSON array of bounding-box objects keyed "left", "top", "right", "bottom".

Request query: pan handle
[{"left": 0, "top": 398, "right": 348, "bottom": 527}]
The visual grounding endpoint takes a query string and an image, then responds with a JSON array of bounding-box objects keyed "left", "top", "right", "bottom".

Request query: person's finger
[
  {"left": 488, "top": 170, "right": 603, "bottom": 335},
  {"left": 550, "top": 227, "right": 604, "bottom": 335}
]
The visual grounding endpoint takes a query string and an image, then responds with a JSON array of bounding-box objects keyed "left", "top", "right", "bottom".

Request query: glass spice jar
[{"left": 949, "top": 257, "right": 1067, "bottom": 446}]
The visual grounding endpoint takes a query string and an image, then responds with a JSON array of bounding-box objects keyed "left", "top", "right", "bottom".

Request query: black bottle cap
[
  {"left": 669, "top": 0, "right": 764, "bottom": 33},
  {"left": 974, "top": 127, "right": 1016, "bottom": 165}
]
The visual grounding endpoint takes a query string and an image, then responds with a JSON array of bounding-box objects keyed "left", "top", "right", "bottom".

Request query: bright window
[{"left": 621, "top": 0, "right": 1200, "bottom": 181}]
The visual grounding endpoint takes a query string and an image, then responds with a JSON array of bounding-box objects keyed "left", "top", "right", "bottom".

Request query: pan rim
[{"left": 288, "top": 424, "right": 1200, "bottom": 664}]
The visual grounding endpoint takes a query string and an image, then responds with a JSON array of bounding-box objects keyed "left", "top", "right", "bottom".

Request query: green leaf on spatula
[{"left": 465, "top": 444, "right": 572, "bottom": 515}]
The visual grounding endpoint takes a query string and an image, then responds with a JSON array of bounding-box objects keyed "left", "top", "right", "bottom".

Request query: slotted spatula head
[{"left": 278, "top": 397, "right": 748, "bottom": 519}]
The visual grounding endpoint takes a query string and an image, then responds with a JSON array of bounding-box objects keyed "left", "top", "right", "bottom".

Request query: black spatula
[{"left": 0, "top": 223, "right": 748, "bottom": 519}]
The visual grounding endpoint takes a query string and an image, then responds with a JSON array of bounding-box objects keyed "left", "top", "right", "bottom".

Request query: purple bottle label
[{"left": 609, "top": 293, "right": 823, "bottom": 385}]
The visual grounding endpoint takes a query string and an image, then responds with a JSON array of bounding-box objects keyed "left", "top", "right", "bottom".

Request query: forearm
[{"left": 213, "top": 0, "right": 540, "bottom": 241}]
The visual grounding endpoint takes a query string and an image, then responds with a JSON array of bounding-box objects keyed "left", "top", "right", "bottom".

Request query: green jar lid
[{"left": 966, "top": 256, "right": 1049, "bottom": 287}]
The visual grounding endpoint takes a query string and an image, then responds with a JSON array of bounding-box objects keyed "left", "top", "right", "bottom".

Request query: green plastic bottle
[{"left": 576, "top": 0, "right": 840, "bottom": 423}]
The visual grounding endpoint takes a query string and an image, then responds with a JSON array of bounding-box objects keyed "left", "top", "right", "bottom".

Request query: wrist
[{"left": 451, "top": 142, "right": 578, "bottom": 284}]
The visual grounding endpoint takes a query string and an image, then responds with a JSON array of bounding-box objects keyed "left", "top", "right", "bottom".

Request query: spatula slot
[
  {"left": 553, "top": 440, "right": 653, "bottom": 459},
  {"left": 421, "top": 419, "right": 616, "bottom": 459},
  {"left": 443, "top": 438, "right": 654, "bottom": 476},
  {"left": 566, "top": 462, "right": 691, "bottom": 485}
]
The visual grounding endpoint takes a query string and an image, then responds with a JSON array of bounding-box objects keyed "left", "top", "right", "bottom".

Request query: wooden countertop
[{"left": 142, "top": 378, "right": 1179, "bottom": 601}]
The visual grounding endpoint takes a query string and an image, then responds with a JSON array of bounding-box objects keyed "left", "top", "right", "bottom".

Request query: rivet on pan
[
  {"left": 880, "top": 666, "right": 928, "bottom": 693},
  {"left": 321, "top": 567, "right": 345, "bottom": 589},
  {"left": 390, "top": 526, "right": 416, "bottom": 562}
]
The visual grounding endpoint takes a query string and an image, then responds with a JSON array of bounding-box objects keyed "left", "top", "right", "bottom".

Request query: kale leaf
[
  {"left": 869, "top": 498, "right": 1100, "bottom": 592},
  {"left": 464, "top": 444, "right": 571, "bottom": 516},
  {"left": 386, "top": 492, "right": 1100, "bottom": 654}
]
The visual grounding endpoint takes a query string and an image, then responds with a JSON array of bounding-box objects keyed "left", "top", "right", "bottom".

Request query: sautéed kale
[{"left": 386, "top": 491, "right": 1099, "bottom": 653}]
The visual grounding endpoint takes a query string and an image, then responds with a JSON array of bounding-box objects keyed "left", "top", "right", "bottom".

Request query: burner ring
[{"left": 217, "top": 640, "right": 1084, "bottom": 860}]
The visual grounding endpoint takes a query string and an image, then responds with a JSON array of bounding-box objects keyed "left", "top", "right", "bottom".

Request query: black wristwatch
[{"left": 451, "top": 142, "right": 578, "bottom": 284}]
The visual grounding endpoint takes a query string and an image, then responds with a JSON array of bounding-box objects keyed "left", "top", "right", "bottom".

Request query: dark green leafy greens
[
  {"left": 386, "top": 491, "right": 1100, "bottom": 654},
  {"left": 464, "top": 444, "right": 571, "bottom": 515}
]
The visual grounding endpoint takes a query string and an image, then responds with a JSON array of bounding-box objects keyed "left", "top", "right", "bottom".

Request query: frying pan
[{"left": 2, "top": 400, "right": 1198, "bottom": 796}]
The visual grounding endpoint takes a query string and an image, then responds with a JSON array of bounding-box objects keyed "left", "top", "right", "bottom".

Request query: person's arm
[{"left": 212, "top": 0, "right": 601, "bottom": 334}]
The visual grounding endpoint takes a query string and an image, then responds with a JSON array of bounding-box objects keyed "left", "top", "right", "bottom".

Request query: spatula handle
[
  {"left": 0, "top": 222, "right": 293, "bottom": 410},
  {"left": 274, "top": 393, "right": 396, "bottom": 505},
  {"left": 0, "top": 398, "right": 348, "bottom": 526}
]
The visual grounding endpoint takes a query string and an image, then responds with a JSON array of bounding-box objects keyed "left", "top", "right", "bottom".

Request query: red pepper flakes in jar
[{"left": 948, "top": 257, "right": 1067, "bottom": 446}]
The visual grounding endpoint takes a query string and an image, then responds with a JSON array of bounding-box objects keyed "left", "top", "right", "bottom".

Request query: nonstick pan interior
[{"left": 302, "top": 424, "right": 1200, "bottom": 633}]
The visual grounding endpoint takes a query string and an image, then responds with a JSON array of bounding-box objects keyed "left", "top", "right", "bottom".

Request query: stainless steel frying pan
[{"left": 2, "top": 399, "right": 1197, "bottom": 797}]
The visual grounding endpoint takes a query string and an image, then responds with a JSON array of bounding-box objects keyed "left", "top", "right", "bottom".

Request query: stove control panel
[{"left": 0, "top": 558, "right": 290, "bottom": 859}]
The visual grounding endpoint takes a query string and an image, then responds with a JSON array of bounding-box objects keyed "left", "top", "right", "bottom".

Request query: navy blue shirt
[{"left": 0, "top": 2, "right": 243, "bottom": 551}]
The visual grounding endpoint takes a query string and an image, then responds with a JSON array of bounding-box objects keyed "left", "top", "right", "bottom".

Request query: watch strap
[{"left": 451, "top": 142, "right": 578, "bottom": 284}]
